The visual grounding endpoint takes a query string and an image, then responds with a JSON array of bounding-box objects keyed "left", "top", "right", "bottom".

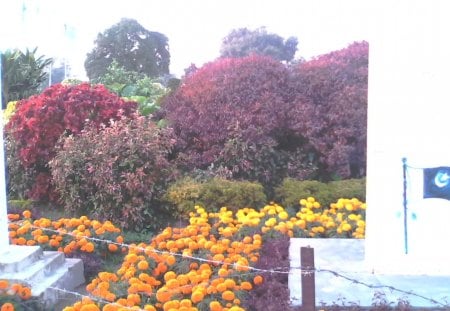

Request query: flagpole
[{"left": 402, "top": 157, "right": 408, "bottom": 254}]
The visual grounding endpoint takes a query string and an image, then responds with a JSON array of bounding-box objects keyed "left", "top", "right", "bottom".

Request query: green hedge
[
  {"left": 165, "top": 177, "right": 267, "bottom": 218},
  {"left": 275, "top": 177, "right": 366, "bottom": 208}
]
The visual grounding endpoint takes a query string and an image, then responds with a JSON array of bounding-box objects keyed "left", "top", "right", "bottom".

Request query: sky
[{"left": 0, "top": 0, "right": 369, "bottom": 78}]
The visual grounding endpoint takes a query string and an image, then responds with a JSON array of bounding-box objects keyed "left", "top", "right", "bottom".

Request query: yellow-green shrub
[
  {"left": 275, "top": 177, "right": 365, "bottom": 208},
  {"left": 166, "top": 177, "right": 267, "bottom": 216}
]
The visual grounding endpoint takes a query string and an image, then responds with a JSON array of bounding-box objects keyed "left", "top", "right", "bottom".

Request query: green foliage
[
  {"left": 96, "top": 60, "right": 170, "bottom": 116},
  {"left": 165, "top": 177, "right": 267, "bottom": 218},
  {"left": 50, "top": 115, "right": 176, "bottom": 231},
  {"left": 1, "top": 47, "right": 52, "bottom": 108},
  {"left": 220, "top": 27, "right": 298, "bottom": 62},
  {"left": 84, "top": 18, "right": 170, "bottom": 81},
  {"left": 275, "top": 177, "right": 366, "bottom": 209},
  {"left": 165, "top": 177, "right": 202, "bottom": 219},
  {"left": 61, "top": 78, "right": 83, "bottom": 85}
]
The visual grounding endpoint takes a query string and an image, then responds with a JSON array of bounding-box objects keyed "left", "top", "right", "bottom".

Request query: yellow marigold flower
[
  {"left": 342, "top": 223, "right": 352, "bottom": 232},
  {"left": 278, "top": 211, "right": 288, "bottom": 220}
]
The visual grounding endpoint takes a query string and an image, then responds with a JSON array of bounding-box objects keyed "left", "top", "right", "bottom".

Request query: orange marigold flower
[
  {"left": 191, "top": 289, "right": 204, "bottom": 303},
  {"left": 7, "top": 214, "right": 20, "bottom": 221},
  {"left": 156, "top": 288, "right": 171, "bottom": 303},
  {"left": 79, "top": 304, "right": 100, "bottom": 311},
  {"left": 165, "top": 255, "right": 176, "bottom": 266},
  {"left": 253, "top": 275, "right": 263, "bottom": 285},
  {"left": 240, "top": 281, "right": 252, "bottom": 290},
  {"left": 116, "top": 235, "right": 124, "bottom": 244},
  {"left": 22, "top": 210, "right": 31, "bottom": 218},
  {"left": 84, "top": 242, "right": 95, "bottom": 253},
  {"left": 18, "top": 286, "right": 32, "bottom": 300},
  {"left": 137, "top": 260, "right": 149, "bottom": 270},
  {"left": 107, "top": 244, "right": 118, "bottom": 252},
  {"left": 209, "top": 301, "right": 222, "bottom": 311},
  {"left": 0, "top": 280, "right": 9, "bottom": 289},
  {"left": 1, "top": 303, "right": 15, "bottom": 311},
  {"left": 222, "top": 290, "right": 235, "bottom": 301}
]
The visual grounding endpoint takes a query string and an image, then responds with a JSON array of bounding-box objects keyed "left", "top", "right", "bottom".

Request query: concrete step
[
  {"left": 0, "top": 245, "right": 43, "bottom": 274},
  {"left": 0, "top": 251, "right": 66, "bottom": 286},
  {"left": 0, "top": 246, "right": 85, "bottom": 310},
  {"left": 33, "top": 257, "right": 85, "bottom": 305}
]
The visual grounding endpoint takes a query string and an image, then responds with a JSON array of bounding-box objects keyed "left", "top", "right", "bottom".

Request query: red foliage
[
  {"left": 6, "top": 83, "right": 137, "bottom": 201},
  {"left": 161, "top": 55, "right": 315, "bottom": 189},
  {"left": 290, "top": 41, "right": 368, "bottom": 179}
]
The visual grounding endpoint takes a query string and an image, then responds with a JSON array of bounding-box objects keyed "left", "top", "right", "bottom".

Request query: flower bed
[{"left": 5, "top": 197, "right": 365, "bottom": 310}]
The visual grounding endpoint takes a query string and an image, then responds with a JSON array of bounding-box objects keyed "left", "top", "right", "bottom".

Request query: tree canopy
[
  {"left": 220, "top": 27, "right": 298, "bottom": 62},
  {"left": 1, "top": 48, "right": 52, "bottom": 108},
  {"left": 84, "top": 18, "right": 170, "bottom": 81},
  {"left": 289, "top": 41, "right": 369, "bottom": 179}
]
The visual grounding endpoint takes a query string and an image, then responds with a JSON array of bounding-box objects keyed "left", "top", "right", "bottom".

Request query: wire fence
[{"left": 4, "top": 222, "right": 450, "bottom": 310}]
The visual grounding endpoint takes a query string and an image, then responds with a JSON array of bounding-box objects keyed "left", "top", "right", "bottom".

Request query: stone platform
[
  {"left": 0, "top": 245, "right": 85, "bottom": 309},
  {"left": 289, "top": 239, "right": 450, "bottom": 308}
]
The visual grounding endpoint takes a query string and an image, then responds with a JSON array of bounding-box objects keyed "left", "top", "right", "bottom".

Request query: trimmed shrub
[
  {"left": 165, "top": 177, "right": 267, "bottom": 216},
  {"left": 275, "top": 177, "right": 366, "bottom": 209},
  {"left": 197, "top": 178, "right": 267, "bottom": 212},
  {"left": 164, "top": 177, "right": 202, "bottom": 219},
  {"left": 161, "top": 55, "right": 318, "bottom": 193},
  {"left": 50, "top": 115, "right": 176, "bottom": 231},
  {"left": 6, "top": 83, "right": 137, "bottom": 202},
  {"left": 289, "top": 41, "right": 368, "bottom": 179}
]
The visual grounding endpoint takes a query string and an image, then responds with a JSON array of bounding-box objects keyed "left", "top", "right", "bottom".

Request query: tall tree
[
  {"left": 290, "top": 41, "right": 369, "bottom": 179},
  {"left": 85, "top": 18, "right": 170, "bottom": 81},
  {"left": 220, "top": 27, "right": 298, "bottom": 62},
  {"left": 1, "top": 48, "right": 52, "bottom": 108}
]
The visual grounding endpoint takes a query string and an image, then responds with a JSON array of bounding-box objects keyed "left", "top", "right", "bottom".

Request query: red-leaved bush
[
  {"left": 289, "top": 41, "right": 368, "bottom": 179},
  {"left": 49, "top": 115, "right": 176, "bottom": 230},
  {"left": 161, "top": 55, "right": 317, "bottom": 191},
  {"left": 6, "top": 83, "right": 138, "bottom": 202}
]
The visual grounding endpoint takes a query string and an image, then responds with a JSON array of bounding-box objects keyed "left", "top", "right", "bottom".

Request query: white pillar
[
  {"left": 366, "top": 0, "right": 450, "bottom": 274},
  {"left": 0, "top": 53, "right": 10, "bottom": 250}
]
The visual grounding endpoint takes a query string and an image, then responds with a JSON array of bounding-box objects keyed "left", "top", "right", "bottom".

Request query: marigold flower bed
[{"left": 5, "top": 197, "right": 365, "bottom": 311}]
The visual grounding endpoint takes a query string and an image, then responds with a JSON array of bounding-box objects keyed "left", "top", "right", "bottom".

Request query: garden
[{"left": 2, "top": 27, "right": 369, "bottom": 310}]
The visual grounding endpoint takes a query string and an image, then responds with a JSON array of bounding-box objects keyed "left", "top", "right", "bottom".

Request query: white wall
[{"left": 366, "top": 0, "right": 450, "bottom": 274}]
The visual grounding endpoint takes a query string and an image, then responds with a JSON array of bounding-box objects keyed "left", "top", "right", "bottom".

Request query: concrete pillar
[{"left": 366, "top": 0, "right": 450, "bottom": 274}]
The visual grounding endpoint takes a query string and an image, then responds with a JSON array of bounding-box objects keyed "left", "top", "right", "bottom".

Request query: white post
[{"left": 0, "top": 52, "right": 10, "bottom": 250}]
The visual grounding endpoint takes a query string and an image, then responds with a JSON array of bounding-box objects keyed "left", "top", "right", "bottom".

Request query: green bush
[
  {"left": 165, "top": 177, "right": 267, "bottom": 216},
  {"left": 275, "top": 177, "right": 366, "bottom": 208},
  {"left": 50, "top": 115, "right": 176, "bottom": 231},
  {"left": 165, "top": 177, "right": 202, "bottom": 219},
  {"left": 198, "top": 178, "right": 267, "bottom": 212}
]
